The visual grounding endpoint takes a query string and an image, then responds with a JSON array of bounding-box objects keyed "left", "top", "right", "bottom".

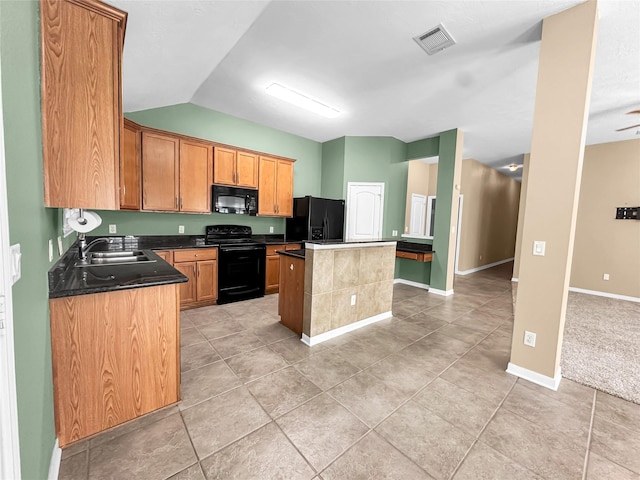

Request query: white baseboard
[
  {"left": 301, "top": 311, "right": 392, "bottom": 346},
  {"left": 48, "top": 438, "right": 61, "bottom": 480},
  {"left": 456, "top": 257, "right": 515, "bottom": 276},
  {"left": 506, "top": 362, "right": 562, "bottom": 391},
  {"left": 568, "top": 286, "right": 640, "bottom": 303},
  {"left": 393, "top": 278, "right": 430, "bottom": 290},
  {"left": 429, "top": 288, "right": 454, "bottom": 297},
  {"left": 511, "top": 277, "right": 519, "bottom": 282}
]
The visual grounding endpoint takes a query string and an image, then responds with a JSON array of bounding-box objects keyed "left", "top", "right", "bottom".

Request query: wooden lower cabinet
[
  {"left": 172, "top": 248, "right": 218, "bottom": 309},
  {"left": 265, "top": 244, "right": 302, "bottom": 294},
  {"left": 50, "top": 284, "right": 180, "bottom": 447},
  {"left": 278, "top": 254, "right": 305, "bottom": 335}
]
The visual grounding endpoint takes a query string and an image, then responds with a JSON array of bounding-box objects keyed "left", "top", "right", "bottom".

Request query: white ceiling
[{"left": 112, "top": 0, "right": 640, "bottom": 180}]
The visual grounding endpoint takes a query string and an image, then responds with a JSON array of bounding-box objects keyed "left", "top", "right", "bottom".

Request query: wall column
[
  {"left": 508, "top": 1, "right": 598, "bottom": 387},
  {"left": 430, "top": 128, "right": 463, "bottom": 295}
]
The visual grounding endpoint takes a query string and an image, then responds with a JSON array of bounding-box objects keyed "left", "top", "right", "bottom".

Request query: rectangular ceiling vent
[{"left": 413, "top": 23, "right": 456, "bottom": 55}]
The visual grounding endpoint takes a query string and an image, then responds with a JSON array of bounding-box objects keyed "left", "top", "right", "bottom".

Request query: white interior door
[
  {"left": 346, "top": 182, "right": 384, "bottom": 241},
  {"left": 409, "top": 194, "right": 426, "bottom": 237},
  {"left": 0, "top": 59, "right": 21, "bottom": 480}
]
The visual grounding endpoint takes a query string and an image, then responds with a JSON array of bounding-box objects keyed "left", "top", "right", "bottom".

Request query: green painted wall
[
  {"left": 1, "top": 1, "right": 61, "bottom": 477},
  {"left": 342, "top": 137, "right": 408, "bottom": 238},
  {"left": 320, "top": 137, "right": 345, "bottom": 199},
  {"left": 395, "top": 258, "right": 432, "bottom": 285},
  {"left": 406, "top": 135, "right": 439, "bottom": 160},
  {"left": 92, "top": 103, "right": 323, "bottom": 236},
  {"left": 430, "top": 129, "right": 460, "bottom": 291}
]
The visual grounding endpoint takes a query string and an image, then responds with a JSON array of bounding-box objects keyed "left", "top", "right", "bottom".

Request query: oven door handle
[{"left": 220, "top": 246, "right": 264, "bottom": 252}]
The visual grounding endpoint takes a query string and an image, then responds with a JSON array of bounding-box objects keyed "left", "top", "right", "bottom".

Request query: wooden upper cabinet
[
  {"left": 41, "top": 0, "right": 127, "bottom": 209},
  {"left": 258, "top": 156, "right": 294, "bottom": 217},
  {"left": 120, "top": 119, "right": 141, "bottom": 210},
  {"left": 214, "top": 147, "right": 259, "bottom": 189},
  {"left": 236, "top": 151, "right": 259, "bottom": 188},
  {"left": 142, "top": 132, "right": 179, "bottom": 211},
  {"left": 179, "top": 140, "right": 213, "bottom": 213}
]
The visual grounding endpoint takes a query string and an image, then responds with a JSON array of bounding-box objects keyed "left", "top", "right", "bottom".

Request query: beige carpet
[{"left": 561, "top": 292, "right": 640, "bottom": 404}]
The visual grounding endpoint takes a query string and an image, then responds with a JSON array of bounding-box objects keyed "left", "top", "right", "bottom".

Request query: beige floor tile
[
  {"left": 416, "top": 331, "right": 475, "bottom": 357},
  {"left": 294, "top": 350, "right": 361, "bottom": 390},
  {"left": 423, "top": 303, "right": 475, "bottom": 323},
  {"left": 331, "top": 338, "right": 392, "bottom": 370},
  {"left": 433, "top": 323, "right": 488, "bottom": 348},
  {"left": 209, "top": 330, "right": 265, "bottom": 358},
  {"left": 375, "top": 400, "right": 476, "bottom": 480},
  {"left": 414, "top": 378, "right": 499, "bottom": 436},
  {"left": 518, "top": 377, "right": 594, "bottom": 408},
  {"left": 196, "top": 317, "right": 245, "bottom": 340},
  {"left": 181, "top": 342, "right": 221, "bottom": 373},
  {"left": 366, "top": 353, "right": 437, "bottom": 396},
  {"left": 200, "top": 422, "right": 315, "bottom": 480},
  {"left": 590, "top": 415, "right": 640, "bottom": 474},
  {"left": 453, "top": 441, "right": 541, "bottom": 480},
  {"left": 181, "top": 327, "right": 207, "bottom": 347},
  {"left": 328, "top": 371, "right": 408, "bottom": 427},
  {"left": 268, "top": 336, "right": 327, "bottom": 364},
  {"left": 451, "top": 310, "right": 506, "bottom": 334},
  {"left": 596, "top": 390, "right": 640, "bottom": 431},
  {"left": 180, "top": 361, "right": 241, "bottom": 410},
  {"left": 182, "top": 387, "right": 271, "bottom": 460},
  {"left": 59, "top": 450, "right": 88, "bottom": 480},
  {"left": 586, "top": 452, "right": 639, "bottom": 480},
  {"left": 61, "top": 438, "right": 89, "bottom": 459},
  {"left": 481, "top": 410, "right": 586, "bottom": 480},
  {"left": 167, "top": 463, "right": 205, "bottom": 480},
  {"left": 252, "top": 322, "right": 297, "bottom": 344},
  {"left": 188, "top": 307, "right": 231, "bottom": 327},
  {"left": 88, "top": 414, "right": 196, "bottom": 480},
  {"left": 440, "top": 357, "right": 516, "bottom": 404},
  {"left": 502, "top": 383, "right": 592, "bottom": 442},
  {"left": 226, "top": 346, "right": 289, "bottom": 382},
  {"left": 402, "top": 311, "right": 448, "bottom": 332},
  {"left": 276, "top": 393, "right": 368, "bottom": 471},
  {"left": 397, "top": 340, "right": 462, "bottom": 375},
  {"left": 247, "top": 367, "right": 322, "bottom": 418},
  {"left": 321, "top": 432, "right": 432, "bottom": 480}
]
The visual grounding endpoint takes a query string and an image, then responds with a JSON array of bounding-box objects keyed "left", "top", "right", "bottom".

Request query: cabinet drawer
[
  {"left": 173, "top": 248, "right": 217, "bottom": 263},
  {"left": 266, "top": 244, "right": 285, "bottom": 256},
  {"left": 395, "top": 250, "right": 433, "bottom": 262},
  {"left": 153, "top": 250, "right": 173, "bottom": 264},
  {"left": 285, "top": 244, "right": 302, "bottom": 251}
]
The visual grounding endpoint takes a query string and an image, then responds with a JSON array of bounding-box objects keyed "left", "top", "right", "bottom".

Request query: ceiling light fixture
[
  {"left": 507, "top": 164, "right": 521, "bottom": 172},
  {"left": 265, "top": 83, "right": 340, "bottom": 118}
]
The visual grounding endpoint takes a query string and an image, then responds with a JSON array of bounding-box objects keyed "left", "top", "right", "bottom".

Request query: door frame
[
  {"left": 454, "top": 194, "right": 464, "bottom": 274},
  {"left": 0, "top": 58, "right": 22, "bottom": 479},
  {"left": 345, "top": 182, "right": 385, "bottom": 241}
]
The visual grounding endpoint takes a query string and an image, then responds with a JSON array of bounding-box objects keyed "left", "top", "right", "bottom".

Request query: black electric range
[{"left": 205, "top": 225, "right": 266, "bottom": 304}]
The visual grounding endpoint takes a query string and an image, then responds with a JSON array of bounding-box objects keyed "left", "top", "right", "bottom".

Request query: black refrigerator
[{"left": 285, "top": 196, "right": 345, "bottom": 242}]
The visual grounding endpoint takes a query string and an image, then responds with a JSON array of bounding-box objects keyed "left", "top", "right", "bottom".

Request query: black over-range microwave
[{"left": 212, "top": 185, "right": 258, "bottom": 215}]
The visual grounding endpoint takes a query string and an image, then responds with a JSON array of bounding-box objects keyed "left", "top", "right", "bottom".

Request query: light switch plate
[
  {"left": 178, "top": 225, "right": 185, "bottom": 234},
  {"left": 350, "top": 294, "right": 356, "bottom": 306},
  {"left": 269, "top": 226, "right": 274, "bottom": 233},
  {"left": 108, "top": 224, "right": 117, "bottom": 234},
  {"left": 392, "top": 230, "right": 398, "bottom": 236},
  {"left": 533, "top": 240, "right": 546, "bottom": 256}
]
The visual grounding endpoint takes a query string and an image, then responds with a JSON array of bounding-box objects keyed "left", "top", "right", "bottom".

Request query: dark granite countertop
[
  {"left": 395, "top": 240, "right": 433, "bottom": 254},
  {"left": 49, "top": 244, "right": 188, "bottom": 299},
  {"left": 277, "top": 249, "right": 306, "bottom": 259}
]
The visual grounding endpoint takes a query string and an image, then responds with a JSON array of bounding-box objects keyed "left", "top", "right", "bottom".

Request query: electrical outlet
[
  {"left": 603, "top": 273, "right": 610, "bottom": 281},
  {"left": 269, "top": 226, "right": 274, "bottom": 233},
  {"left": 350, "top": 294, "right": 356, "bottom": 306},
  {"left": 57, "top": 236, "right": 63, "bottom": 256},
  {"left": 533, "top": 240, "right": 546, "bottom": 256},
  {"left": 108, "top": 224, "right": 117, "bottom": 234},
  {"left": 524, "top": 331, "right": 536, "bottom": 347},
  {"left": 178, "top": 225, "right": 185, "bottom": 234},
  {"left": 48, "top": 239, "right": 53, "bottom": 262},
  {"left": 392, "top": 230, "right": 398, "bottom": 237}
]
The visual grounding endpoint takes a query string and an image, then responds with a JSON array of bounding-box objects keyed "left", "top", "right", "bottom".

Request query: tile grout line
[{"left": 581, "top": 389, "right": 597, "bottom": 480}]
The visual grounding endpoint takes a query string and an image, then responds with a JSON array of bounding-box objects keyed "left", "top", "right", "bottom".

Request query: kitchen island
[{"left": 279, "top": 241, "right": 396, "bottom": 346}]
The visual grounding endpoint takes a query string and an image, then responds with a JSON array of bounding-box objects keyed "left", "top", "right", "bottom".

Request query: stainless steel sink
[{"left": 75, "top": 250, "right": 157, "bottom": 267}]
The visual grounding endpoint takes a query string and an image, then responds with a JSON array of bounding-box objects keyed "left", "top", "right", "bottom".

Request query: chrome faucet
[{"left": 78, "top": 234, "right": 111, "bottom": 261}]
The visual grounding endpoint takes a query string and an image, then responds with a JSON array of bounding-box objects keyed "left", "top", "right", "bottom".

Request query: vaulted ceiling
[{"left": 111, "top": 0, "right": 640, "bottom": 179}]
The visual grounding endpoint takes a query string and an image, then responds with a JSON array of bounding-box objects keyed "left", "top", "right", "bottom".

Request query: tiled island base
[{"left": 302, "top": 242, "right": 396, "bottom": 346}]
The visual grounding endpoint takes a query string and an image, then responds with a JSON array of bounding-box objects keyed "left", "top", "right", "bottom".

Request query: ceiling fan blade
[
  {"left": 615, "top": 123, "right": 640, "bottom": 132},
  {"left": 627, "top": 110, "right": 640, "bottom": 115}
]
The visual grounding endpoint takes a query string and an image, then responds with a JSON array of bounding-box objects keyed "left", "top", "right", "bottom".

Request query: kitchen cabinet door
[
  {"left": 50, "top": 284, "right": 179, "bottom": 446},
  {"left": 154, "top": 250, "right": 173, "bottom": 264},
  {"left": 258, "top": 156, "right": 278, "bottom": 216},
  {"left": 41, "top": 0, "right": 126, "bottom": 210},
  {"left": 265, "top": 245, "right": 284, "bottom": 294},
  {"left": 179, "top": 140, "right": 213, "bottom": 213},
  {"left": 196, "top": 260, "right": 217, "bottom": 302},
  {"left": 174, "top": 262, "right": 197, "bottom": 304},
  {"left": 142, "top": 132, "right": 180, "bottom": 211},
  {"left": 276, "top": 160, "right": 294, "bottom": 217},
  {"left": 213, "top": 147, "right": 237, "bottom": 186},
  {"left": 278, "top": 255, "right": 304, "bottom": 335},
  {"left": 236, "top": 151, "right": 259, "bottom": 188},
  {"left": 120, "top": 120, "right": 141, "bottom": 210}
]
